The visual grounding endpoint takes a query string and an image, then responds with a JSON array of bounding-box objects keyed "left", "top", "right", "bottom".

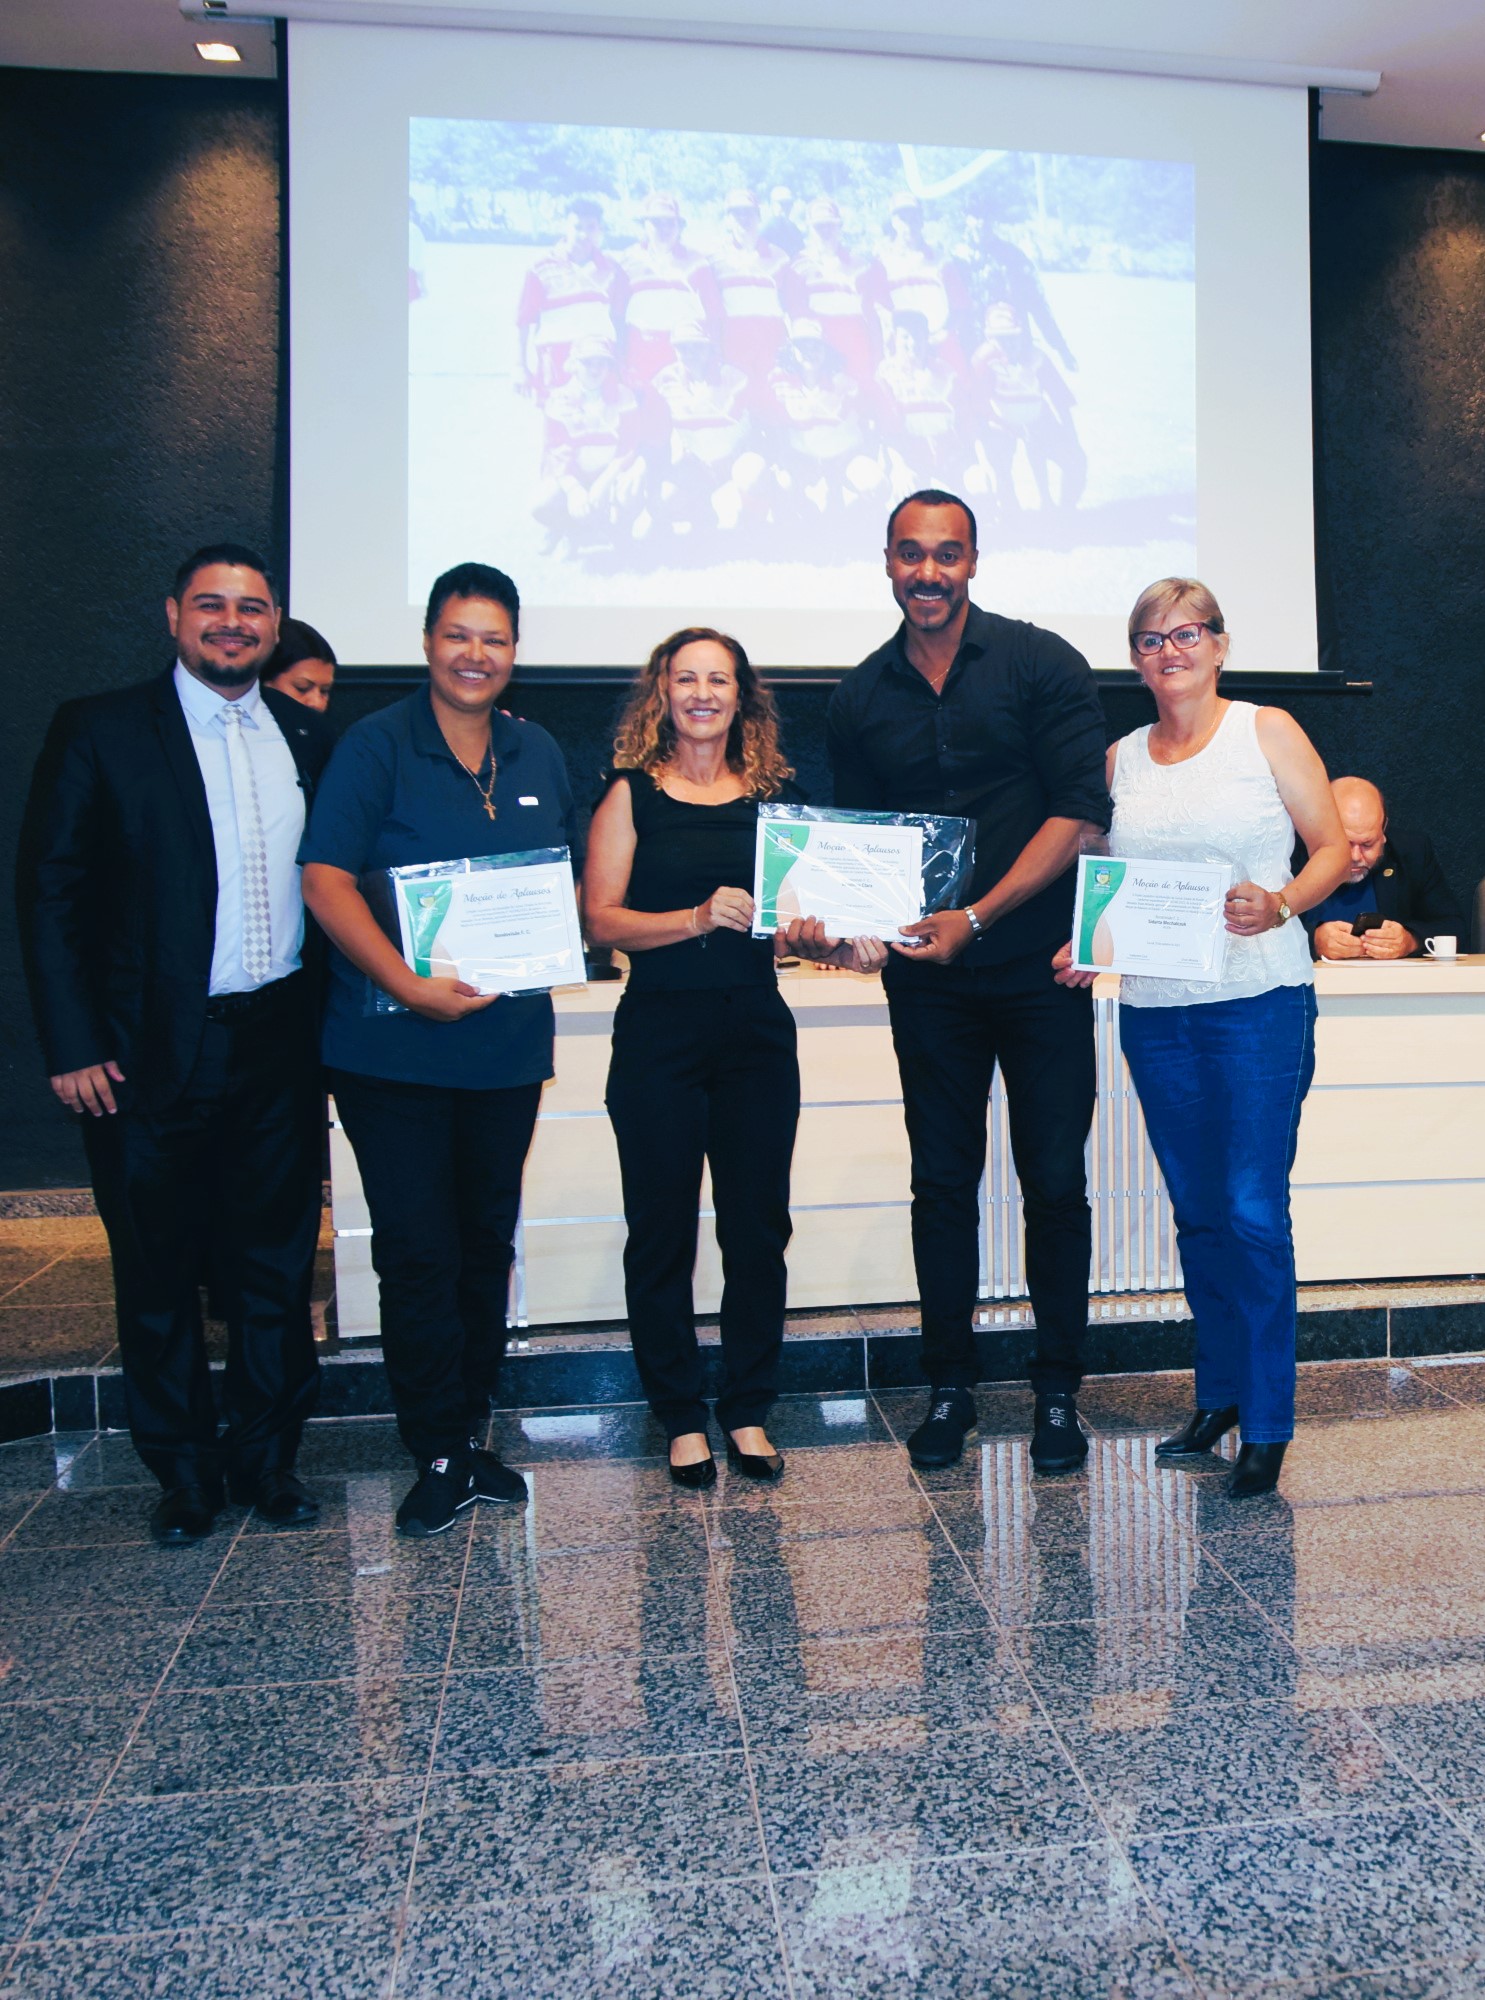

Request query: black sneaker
[
  {"left": 906, "top": 1387, "right": 978, "bottom": 1469},
  {"left": 395, "top": 1455, "right": 477, "bottom": 1539},
  {"left": 1030, "top": 1392, "right": 1088, "bottom": 1474},
  {"left": 469, "top": 1443, "right": 528, "bottom": 1504}
]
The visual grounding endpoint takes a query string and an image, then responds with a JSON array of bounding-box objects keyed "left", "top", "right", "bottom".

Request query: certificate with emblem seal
[{"left": 1071, "top": 854, "right": 1232, "bottom": 980}]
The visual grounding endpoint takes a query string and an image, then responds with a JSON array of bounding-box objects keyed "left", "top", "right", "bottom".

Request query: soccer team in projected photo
[{"left": 496, "top": 184, "right": 1086, "bottom": 563}]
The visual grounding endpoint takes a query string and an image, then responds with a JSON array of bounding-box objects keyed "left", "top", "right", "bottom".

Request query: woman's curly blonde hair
[{"left": 612, "top": 627, "right": 794, "bottom": 797}]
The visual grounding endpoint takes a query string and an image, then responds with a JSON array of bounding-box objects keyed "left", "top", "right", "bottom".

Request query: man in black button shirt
[{"left": 824, "top": 490, "right": 1111, "bottom": 1471}]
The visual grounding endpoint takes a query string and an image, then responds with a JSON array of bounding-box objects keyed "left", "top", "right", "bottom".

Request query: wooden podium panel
[{"left": 331, "top": 960, "right": 1485, "bottom": 1332}]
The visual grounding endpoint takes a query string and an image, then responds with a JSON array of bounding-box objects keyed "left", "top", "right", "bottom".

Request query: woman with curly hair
[{"left": 585, "top": 628, "right": 885, "bottom": 1485}]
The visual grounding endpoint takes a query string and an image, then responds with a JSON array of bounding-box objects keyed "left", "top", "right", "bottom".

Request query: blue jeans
[{"left": 1119, "top": 984, "right": 1317, "bottom": 1444}]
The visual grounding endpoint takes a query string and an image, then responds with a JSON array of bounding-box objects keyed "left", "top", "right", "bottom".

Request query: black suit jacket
[
  {"left": 1299, "top": 827, "right": 1464, "bottom": 955},
  {"left": 16, "top": 670, "right": 334, "bottom": 1111}
]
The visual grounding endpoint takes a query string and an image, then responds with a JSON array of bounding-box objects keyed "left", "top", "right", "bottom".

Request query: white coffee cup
[{"left": 1426, "top": 936, "right": 1459, "bottom": 960}]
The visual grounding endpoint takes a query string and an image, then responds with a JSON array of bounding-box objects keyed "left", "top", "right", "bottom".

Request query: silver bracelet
[{"left": 963, "top": 907, "right": 986, "bottom": 938}]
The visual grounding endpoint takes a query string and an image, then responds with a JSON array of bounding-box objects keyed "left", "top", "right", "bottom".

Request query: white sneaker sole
[{"left": 396, "top": 1490, "right": 478, "bottom": 1539}]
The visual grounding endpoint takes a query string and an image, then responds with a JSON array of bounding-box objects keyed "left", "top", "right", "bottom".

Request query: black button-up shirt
[{"left": 826, "top": 603, "right": 1111, "bottom": 968}]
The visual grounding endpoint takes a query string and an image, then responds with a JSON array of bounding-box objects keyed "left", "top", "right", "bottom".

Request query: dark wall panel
[
  {"left": 0, "top": 69, "right": 282, "bottom": 1185},
  {"left": 3, "top": 69, "right": 1484, "bottom": 1185},
  {"left": 1301, "top": 141, "right": 1485, "bottom": 907}
]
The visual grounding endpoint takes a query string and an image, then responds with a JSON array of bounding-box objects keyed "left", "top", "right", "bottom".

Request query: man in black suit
[
  {"left": 1303, "top": 776, "right": 1463, "bottom": 961},
  {"left": 17, "top": 544, "right": 333, "bottom": 1544}
]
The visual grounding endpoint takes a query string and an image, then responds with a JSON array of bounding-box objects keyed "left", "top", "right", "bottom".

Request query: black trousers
[
  {"left": 606, "top": 985, "right": 800, "bottom": 1441},
  {"left": 885, "top": 950, "right": 1095, "bottom": 1395},
  {"left": 330, "top": 1069, "right": 542, "bottom": 1466},
  {"left": 82, "top": 977, "right": 322, "bottom": 1491}
]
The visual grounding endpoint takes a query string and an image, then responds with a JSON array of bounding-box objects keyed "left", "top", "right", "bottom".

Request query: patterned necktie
[{"left": 222, "top": 703, "right": 273, "bottom": 985}]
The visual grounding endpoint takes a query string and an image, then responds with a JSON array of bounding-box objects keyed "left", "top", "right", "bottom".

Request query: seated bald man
[{"left": 1302, "top": 777, "right": 1463, "bottom": 961}]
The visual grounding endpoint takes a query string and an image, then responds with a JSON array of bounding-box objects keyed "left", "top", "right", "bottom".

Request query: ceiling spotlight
[{"left": 195, "top": 41, "right": 242, "bottom": 61}]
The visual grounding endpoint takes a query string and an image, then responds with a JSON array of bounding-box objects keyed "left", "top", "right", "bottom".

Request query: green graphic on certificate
[
  {"left": 1075, "top": 859, "right": 1126, "bottom": 966},
  {"left": 759, "top": 821, "right": 812, "bottom": 926},
  {"left": 401, "top": 880, "right": 453, "bottom": 977}
]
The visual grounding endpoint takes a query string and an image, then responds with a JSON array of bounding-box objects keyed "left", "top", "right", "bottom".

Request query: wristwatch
[
  {"left": 963, "top": 907, "right": 986, "bottom": 939},
  {"left": 1274, "top": 898, "right": 1293, "bottom": 926}
]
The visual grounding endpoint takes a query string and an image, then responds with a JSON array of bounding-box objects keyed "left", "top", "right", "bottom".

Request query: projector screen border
[{"left": 184, "top": 0, "right": 1382, "bottom": 100}]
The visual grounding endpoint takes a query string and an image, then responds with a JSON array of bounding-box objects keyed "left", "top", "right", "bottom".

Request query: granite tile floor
[
  {"left": 7, "top": 1368, "right": 1485, "bottom": 1994},
  {"left": 0, "top": 1217, "right": 337, "bottom": 1379}
]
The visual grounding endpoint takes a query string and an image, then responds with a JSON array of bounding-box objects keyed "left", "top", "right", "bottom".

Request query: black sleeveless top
[{"left": 605, "top": 767, "right": 802, "bottom": 991}]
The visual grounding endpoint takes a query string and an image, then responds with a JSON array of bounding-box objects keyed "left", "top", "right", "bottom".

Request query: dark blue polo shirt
[
  {"left": 300, "top": 688, "right": 579, "bottom": 1088},
  {"left": 1307, "top": 876, "right": 1370, "bottom": 933}
]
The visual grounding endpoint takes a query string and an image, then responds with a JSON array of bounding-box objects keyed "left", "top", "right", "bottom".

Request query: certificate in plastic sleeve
[
  {"left": 1071, "top": 854, "right": 1232, "bottom": 981},
  {"left": 751, "top": 804, "right": 973, "bottom": 941},
  {"left": 390, "top": 847, "right": 585, "bottom": 996},
  {"left": 751, "top": 812, "right": 923, "bottom": 942}
]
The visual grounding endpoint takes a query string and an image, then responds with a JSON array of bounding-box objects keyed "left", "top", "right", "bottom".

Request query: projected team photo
[{"left": 409, "top": 118, "right": 1196, "bottom": 627}]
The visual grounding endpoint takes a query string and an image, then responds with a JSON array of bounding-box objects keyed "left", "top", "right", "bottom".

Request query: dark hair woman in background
[
  {"left": 584, "top": 627, "right": 884, "bottom": 1487},
  {"left": 301, "top": 563, "right": 578, "bottom": 1537},
  {"left": 262, "top": 617, "right": 337, "bottom": 713}
]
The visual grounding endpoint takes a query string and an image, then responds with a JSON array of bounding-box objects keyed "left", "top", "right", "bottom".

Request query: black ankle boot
[
  {"left": 1156, "top": 1405, "right": 1240, "bottom": 1458},
  {"left": 1229, "top": 1441, "right": 1287, "bottom": 1498}
]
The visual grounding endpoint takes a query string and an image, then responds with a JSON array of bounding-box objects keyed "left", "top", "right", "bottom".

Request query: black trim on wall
[{"left": 337, "top": 665, "right": 1371, "bottom": 692}]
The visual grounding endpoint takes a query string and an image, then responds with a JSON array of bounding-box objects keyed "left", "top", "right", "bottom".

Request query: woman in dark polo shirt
[
  {"left": 301, "top": 562, "right": 578, "bottom": 1537},
  {"left": 584, "top": 627, "right": 884, "bottom": 1487}
]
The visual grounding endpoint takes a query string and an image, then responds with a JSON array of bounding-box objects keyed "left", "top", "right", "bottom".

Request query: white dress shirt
[{"left": 173, "top": 663, "right": 307, "bottom": 994}]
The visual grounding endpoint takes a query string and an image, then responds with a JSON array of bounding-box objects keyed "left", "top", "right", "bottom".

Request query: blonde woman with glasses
[{"left": 1055, "top": 579, "right": 1348, "bottom": 1497}]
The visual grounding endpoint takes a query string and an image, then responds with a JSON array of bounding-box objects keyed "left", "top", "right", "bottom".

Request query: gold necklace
[
  {"left": 456, "top": 741, "right": 498, "bottom": 820},
  {"left": 1150, "top": 702, "right": 1226, "bottom": 767}
]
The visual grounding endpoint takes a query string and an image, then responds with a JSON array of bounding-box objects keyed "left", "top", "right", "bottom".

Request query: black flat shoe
[
  {"left": 668, "top": 1454, "right": 717, "bottom": 1490},
  {"left": 1229, "top": 1441, "right": 1287, "bottom": 1498},
  {"left": 149, "top": 1484, "right": 220, "bottom": 1546},
  {"left": 726, "top": 1440, "right": 785, "bottom": 1482},
  {"left": 248, "top": 1469, "right": 320, "bottom": 1528},
  {"left": 1156, "top": 1405, "right": 1240, "bottom": 1458}
]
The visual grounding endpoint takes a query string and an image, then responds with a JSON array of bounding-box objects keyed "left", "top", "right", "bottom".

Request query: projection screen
[{"left": 288, "top": 23, "right": 1319, "bottom": 673}]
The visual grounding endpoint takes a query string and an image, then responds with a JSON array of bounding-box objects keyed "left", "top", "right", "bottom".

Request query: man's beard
[{"left": 189, "top": 652, "right": 260, "bottom": 689}]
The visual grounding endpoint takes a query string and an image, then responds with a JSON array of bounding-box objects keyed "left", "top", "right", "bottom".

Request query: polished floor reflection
[{"left": 5, "top": 1366, "right": 1485, "bottom": 1994}]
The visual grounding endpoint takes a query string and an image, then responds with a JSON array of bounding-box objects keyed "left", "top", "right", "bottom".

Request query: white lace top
[{"left": 1111, "top": 701, "right": 1313, "bottom": 1009}]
